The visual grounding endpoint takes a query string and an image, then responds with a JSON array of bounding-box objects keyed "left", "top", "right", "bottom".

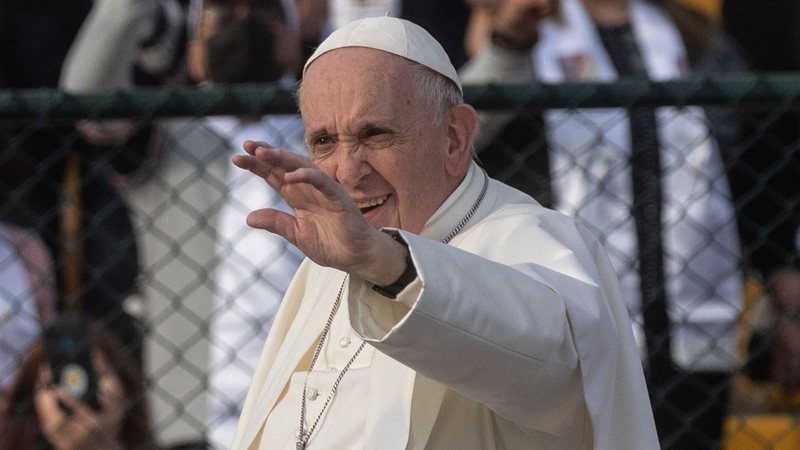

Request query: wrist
[{"left": 371, "top": 230, "right": 417, "bottom": 299}]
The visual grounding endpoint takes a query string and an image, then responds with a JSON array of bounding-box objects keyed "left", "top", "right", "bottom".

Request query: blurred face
[
  {"left": 300, "top": 48, "right": 465, "bottom": 233},
  {"left": 187, "top": 3, "right": 298, "bottom": 83}
]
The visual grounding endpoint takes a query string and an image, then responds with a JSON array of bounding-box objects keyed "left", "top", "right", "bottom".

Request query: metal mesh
[{"left": 0, "top": 77, "right": 798, "bottom": 449}]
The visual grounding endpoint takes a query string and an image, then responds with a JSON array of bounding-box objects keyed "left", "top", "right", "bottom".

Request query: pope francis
[{"left": 228, "top": 15, "right": 658, "bottom": 450}]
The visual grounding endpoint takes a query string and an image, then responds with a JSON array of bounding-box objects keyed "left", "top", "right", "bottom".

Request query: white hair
[{"left": 405, "top": 60, "right": 464, "bottom": 126}]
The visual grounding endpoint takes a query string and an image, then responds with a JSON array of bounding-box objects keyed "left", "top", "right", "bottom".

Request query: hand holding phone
[
  {"left": 34, "top": 366, "right": 124, "bottom": 450},
  {"left": 43, "top": 315, "right": 100, "bottom": 410}
]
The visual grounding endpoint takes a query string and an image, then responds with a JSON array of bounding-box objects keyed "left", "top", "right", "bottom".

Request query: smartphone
[{"left": 43, "top": 315, "right": 100, "bottom": 410}]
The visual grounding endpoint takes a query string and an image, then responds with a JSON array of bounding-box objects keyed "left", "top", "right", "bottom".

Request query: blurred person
[
  {"left": 460, "top": 0, "right": 746, "bottom": 448},
  {"left": 59, "top": 0, "right": 305, "bottom": 446},
  {"left": 0, "top": 222, "right": 56, "bottom": 417},
  {"left": 0, "top": 0, "right": 76, "bottom": 408},
  {"left": 229, "top": 16, "right": 657, "bottom": 450},
  {"left": 1, "top": 0, "right": 186, "bottom": 369},
  {"left": 294, "top": 0, "right": 400, "bottom": 67},
  {"left": 297, "top": 0, "right": 471, "bottom": 73},
  {"left": 0, "top": 315, "right": 159, "bottom": 450},
  {"left": 722, "top": 0, "right": 800, "bottom": 399},
  {"left": 399, "top": 0, "right": 473, "bottom": 69}
]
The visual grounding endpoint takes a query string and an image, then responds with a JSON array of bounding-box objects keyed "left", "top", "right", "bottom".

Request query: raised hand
[{"left": 232, "top": 141, "right": 407, "bottom": 285}]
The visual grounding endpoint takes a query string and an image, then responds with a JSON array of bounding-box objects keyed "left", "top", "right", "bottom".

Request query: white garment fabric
[
  {"left": 232, "top": 163, "right": 658, "bottom": 449},
  {"left": 327, "top": 0, "right": 400, "bottom": 30},
  {"left": 533, "top": 0, "right": 743, "bottom": 371},
  {"left": 206, "top": 116, "right": 306, "bottom": 449},
  {"left": 60, "top": 0, "right": 164, "bottom": 92},
  {"left": 0, "top": 224, "right": 42, "bottom": 393},
  {"left": 260, "top": 297, "right": 373, "bottom": 450}
]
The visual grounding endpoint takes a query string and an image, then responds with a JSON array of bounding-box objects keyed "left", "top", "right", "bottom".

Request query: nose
[{"left": 332, "top": 144, "right": 371, "bottom": 187}]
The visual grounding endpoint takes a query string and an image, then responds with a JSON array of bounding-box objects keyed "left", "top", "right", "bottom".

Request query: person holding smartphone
[{"left": 0, "top": 317, "right": 159, "bottom": 450}]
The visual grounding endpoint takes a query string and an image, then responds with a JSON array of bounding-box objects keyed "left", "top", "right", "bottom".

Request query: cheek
[{"left": 384, "top": 160, "right": 431, "bottom": 205}]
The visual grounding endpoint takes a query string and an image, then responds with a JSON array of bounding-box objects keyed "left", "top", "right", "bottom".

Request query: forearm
[{"left": 60, "top": 0, "right": 158, "bottom": 92}]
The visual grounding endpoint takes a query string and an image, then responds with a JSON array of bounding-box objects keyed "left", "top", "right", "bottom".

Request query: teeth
[{"left": 357, "top": 195, "right": 388, "bottom": 209}]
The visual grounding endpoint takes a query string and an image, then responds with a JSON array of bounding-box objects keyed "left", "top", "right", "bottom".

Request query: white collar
[{"left": 420, "top": 162, "right": 486, "bottom": 242}]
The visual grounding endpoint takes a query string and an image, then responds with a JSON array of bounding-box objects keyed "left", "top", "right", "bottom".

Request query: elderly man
[{"left": 230, "top": 16, "right": 658, "bottom": 450}]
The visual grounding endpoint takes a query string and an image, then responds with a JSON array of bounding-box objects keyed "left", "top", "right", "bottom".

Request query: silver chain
[
  {"left": 297, "top": 275, "right": 364, "bottom": 449},
  {"left": 441, "top": 171, "right": 488, "bottom": 245},
  {"left": 297, "top": 170, "right": 489, "bottom": 449}
]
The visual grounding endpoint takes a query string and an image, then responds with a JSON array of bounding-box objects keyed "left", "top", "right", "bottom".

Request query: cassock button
[
  {"left": 338, "top": 336, "right": 351, "bottom": 348},
  {"left": 306, "top": 387, "right": 319, "bottom": 401}
]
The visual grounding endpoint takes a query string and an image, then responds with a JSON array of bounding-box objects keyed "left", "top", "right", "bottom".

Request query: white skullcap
[{"left": 303, "top": 16, "right": 463, "bottom": 94}]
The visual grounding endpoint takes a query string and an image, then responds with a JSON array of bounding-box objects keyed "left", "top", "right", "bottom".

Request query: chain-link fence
[{"left": 1, "top": 77, "right": 798, "bottom": 449}]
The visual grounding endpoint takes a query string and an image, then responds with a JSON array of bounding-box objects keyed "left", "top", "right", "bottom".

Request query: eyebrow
[
  {"left": 359, "top": 124, "right": 393, "bottom": 136},
  {"left": 306, "top": 119, "right": 397, "bottom": 144}
]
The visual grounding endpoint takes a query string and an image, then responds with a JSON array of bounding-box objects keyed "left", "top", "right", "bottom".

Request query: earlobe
[{"left": 445, "top": 104, "right": 478, "bottom": 176}]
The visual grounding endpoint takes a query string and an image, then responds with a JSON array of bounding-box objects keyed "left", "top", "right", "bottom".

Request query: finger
[
  {"left": 53, "top": 389, "right": 95, "bottom": 421},
  {"left": 232, "top": 153, "right": 274, "bottom": 178},
  {"left": 242, "top": 139, "right": 272, "bottom": 155},
  {"left": 246, "top": 209, "right": 297, "bottom": 244},
  {"left": 285, "top": 167, "right": 353, "bottom": 206},
  {"left": 98, "top": 380, "right": 125, "bottom": 416},
  {"left": 35, "top": 382, "right": 65, "bottom": 428},
  {"left": 235, "top": 145, "right": 308, "bottom": 183},
  {"left": 253, "top": 145, "right": 314, "bottom": 173}
]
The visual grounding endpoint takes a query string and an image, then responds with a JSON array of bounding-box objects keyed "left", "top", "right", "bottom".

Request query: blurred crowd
[{"left": 0, "top": 0, "right": 797, "bottom": 449}]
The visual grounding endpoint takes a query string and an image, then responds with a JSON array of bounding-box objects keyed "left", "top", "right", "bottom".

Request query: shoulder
[{"left": 461, "top": 179, "right": 592, "bottom": 257}]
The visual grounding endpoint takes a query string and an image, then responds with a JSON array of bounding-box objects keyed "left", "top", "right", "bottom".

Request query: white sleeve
[
  {"left": 59, "top": 0, "right": 159, "bottom": 92},
  {"left": 346, "top": 231, "right": 584, "bottom": 435}
]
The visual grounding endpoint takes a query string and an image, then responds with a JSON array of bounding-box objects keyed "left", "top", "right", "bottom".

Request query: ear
[{"left": 445, "top": 103, "right": 478, "bottom": 177}]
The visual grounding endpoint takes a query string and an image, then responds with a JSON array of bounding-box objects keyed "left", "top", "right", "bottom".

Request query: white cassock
[{"left": 231, "top": 163, "right": 659, "bottom": 449}]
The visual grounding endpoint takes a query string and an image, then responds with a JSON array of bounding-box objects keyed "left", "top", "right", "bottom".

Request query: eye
[
  {"left": 309, "top": 134, "right": 336, "bottom": 158},
  {"left": 360, "top": 127, "right": 393, "bottom": 147},
  {"left": 313, "top": 135, "right": 331, "bottom": 146}
]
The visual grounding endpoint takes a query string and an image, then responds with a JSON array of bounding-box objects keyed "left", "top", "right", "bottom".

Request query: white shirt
[{"left": 233, "top": 164, "right": 659, "bottom": 449}]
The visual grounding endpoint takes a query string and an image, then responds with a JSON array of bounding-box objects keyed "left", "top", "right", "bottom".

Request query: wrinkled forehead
[{"left": 298, "top": 48, "right": 430, "bottom": 128}]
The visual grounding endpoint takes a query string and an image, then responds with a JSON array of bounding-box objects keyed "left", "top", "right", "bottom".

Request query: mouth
[{"left": 356, "top": 195, "right": 389, "bottom": 214}]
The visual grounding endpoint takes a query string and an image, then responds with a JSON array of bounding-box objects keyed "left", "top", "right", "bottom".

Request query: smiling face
[{"left": 299, "top": 47, "right": 472, "bottom": 233}]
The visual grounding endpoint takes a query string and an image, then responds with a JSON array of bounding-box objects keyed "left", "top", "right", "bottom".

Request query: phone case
[{"left": 43, "top": 315, "right": 100, "bottom": 410}]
